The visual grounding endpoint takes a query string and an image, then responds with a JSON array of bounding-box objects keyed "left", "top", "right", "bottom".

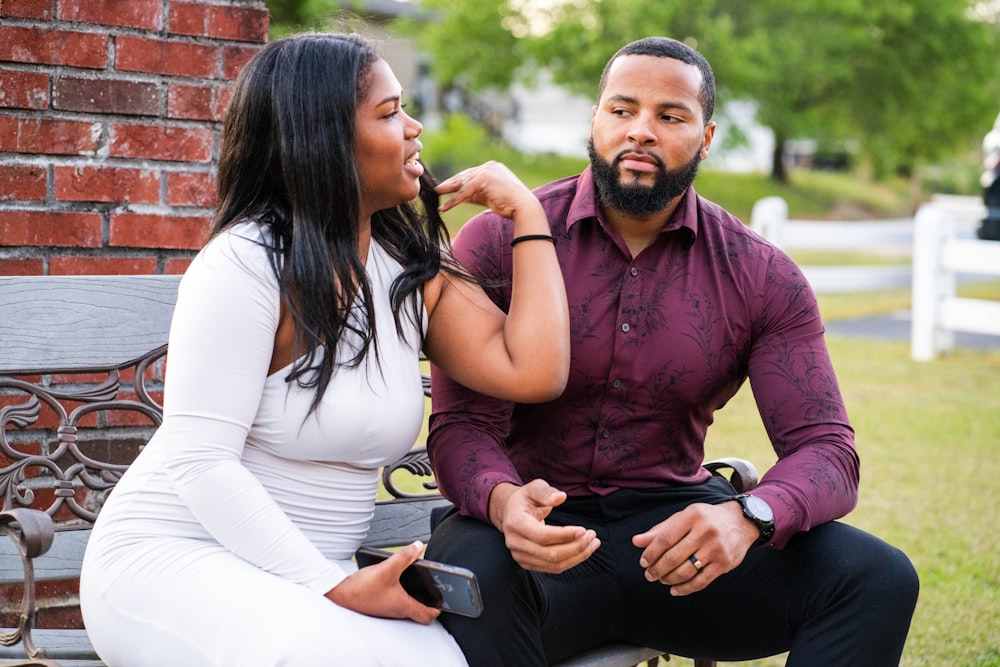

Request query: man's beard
[{"left": 587, "top": 138, "right": 702, "bottom": 215}]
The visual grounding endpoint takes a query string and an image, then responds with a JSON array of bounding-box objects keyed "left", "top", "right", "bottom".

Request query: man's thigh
[
  {"left": 540, "top": 478, "right": 742, "bottom": 661},
  {"left": 600, "top": 517, "right": 901, "bottom": 663}
]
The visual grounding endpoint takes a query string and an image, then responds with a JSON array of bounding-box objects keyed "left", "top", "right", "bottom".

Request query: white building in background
[
  {"left": 501, "top": 72, "right": 593, "bottom": 158},
  {"left": 498, "top": 74, "right": 773, "bottom": 173}
]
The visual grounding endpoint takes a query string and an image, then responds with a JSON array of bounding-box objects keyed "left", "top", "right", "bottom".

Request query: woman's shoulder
[{"left": 184, "top": 220, "right": 280, "bottom": 291}]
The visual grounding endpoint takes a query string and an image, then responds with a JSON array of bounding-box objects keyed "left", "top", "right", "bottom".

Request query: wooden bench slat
[
  {"left": 0, "top": 629, "right": 96, "bottom": 660},
  {"left": 554, "top": 643, "right": 665, "bottom": 667},
  {"left": 0, "top": 275, "right": 180, "bottom": 373},
  {"left": 367, "top": 497, "right": 452, "bottom": 548},
  {"left": 0, "top": 531, "right": 90, "bottom": 582}
]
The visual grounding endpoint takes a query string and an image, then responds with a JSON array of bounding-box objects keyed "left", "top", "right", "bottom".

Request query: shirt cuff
[{"left": 470, "top": 471, "right": 524, "bottom": 525}]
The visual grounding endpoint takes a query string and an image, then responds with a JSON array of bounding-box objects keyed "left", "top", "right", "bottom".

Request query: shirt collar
[{"left": 567, "top": 166, "right": 700, "bottom": 243}]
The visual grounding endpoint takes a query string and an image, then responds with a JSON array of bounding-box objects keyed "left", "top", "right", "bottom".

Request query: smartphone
[{"left": 355, "top": 546, "right": 484, "bottom": 618}]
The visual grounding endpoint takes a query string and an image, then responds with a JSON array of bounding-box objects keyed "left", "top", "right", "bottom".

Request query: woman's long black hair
[{"left": 211, "top": 32, "right": 456, "bottom": 411}]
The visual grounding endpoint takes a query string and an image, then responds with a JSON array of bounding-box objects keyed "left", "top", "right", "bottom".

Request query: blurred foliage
[
  {"left": 410, "top": 0, "right": 1000, "bottom": 183},
  {"left": 264, "top": 1, "right": 996, "bottom": 198}
]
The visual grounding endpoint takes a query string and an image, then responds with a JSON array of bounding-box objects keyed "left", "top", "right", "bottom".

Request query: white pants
[{"left": 80, "top": 538, "right": 467, "bottom": 667}]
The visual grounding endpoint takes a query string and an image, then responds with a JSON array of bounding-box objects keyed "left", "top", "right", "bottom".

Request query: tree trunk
[{"left": 771, "top": 135, "right": 788, "bottom": 183}]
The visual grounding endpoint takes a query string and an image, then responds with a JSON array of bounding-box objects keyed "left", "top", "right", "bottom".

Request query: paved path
[{"left": 825, "top": 310, "right": 1000, "bottom": 349}]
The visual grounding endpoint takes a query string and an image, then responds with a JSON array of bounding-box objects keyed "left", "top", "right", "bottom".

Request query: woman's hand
[
  {"left": 436, "top": 161, "right": 544, "bottom": 221},
  {"left": 325, "top": 541, "right": 440, "bottom": 625}
]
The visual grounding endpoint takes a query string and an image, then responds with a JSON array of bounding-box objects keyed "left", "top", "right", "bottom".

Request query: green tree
[
  {"left": 413, "top": 0, "right": 1000, "bottom": 182},
  {"left": 266, "top": 0, "right": 379, "bottom": 37}
]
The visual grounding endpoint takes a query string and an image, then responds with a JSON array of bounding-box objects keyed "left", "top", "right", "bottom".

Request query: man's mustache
[{"left": 614, "top": 150, "right": 665, "bottom": 172}]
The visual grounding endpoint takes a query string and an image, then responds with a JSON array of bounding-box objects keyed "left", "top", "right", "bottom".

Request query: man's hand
[
  {"left": 489, "top": 480, "right": 600, "bottom": 573},
  {"left": 631, "top": 501, "right": 759, "bottom": 596},
  {"left": 326, "top": 541, "right": 440, "bottom": 624}
]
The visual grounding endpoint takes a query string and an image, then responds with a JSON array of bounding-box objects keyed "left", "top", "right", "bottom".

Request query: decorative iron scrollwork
[{"left": 0, "top": 346, "right": 167, "bottom": 521}]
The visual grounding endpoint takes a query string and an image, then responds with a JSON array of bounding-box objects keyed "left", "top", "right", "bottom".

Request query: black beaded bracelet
[{"left": 510, "top": 234, "right": 556, "bottom": 248}]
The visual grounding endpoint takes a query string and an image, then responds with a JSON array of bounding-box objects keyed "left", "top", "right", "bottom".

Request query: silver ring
[
  {"left": 459, "top": 171, "right": 470, "bottom": 187},
  {"left": 688, "top": 554, "right": 704, "bottom": 572}
]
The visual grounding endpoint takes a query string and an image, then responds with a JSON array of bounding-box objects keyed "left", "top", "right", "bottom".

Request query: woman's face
[{"left": 354, "top": 58, "right": 424, "bottom": 220}]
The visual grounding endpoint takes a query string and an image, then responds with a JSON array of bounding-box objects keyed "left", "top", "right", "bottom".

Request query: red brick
[
  {"left": 0, "top": 69, "right": 49, "bottom": 110},
  {"left": 166, "top": 1, "right": 207, "bottom": 37},
  {"left": 0, "top": 26, "right": 108, "bottom": 69},
  {"left": 0, "top": 116, "right": 101, "bottom": 156},
  {"left": 167, "top": 83, "right": 230, "bottom": 122},
  {"left": 115, "top": 36, "right": 218, "bottom": 79},
  {"left": 222, "top": 45, "right": 260, "bottom": 80},
  {"left": 110, "top": 212, "right": 210, "bottom": 250},
  {"left": 58, "top": 0, "right": 161, "bottom": 31},
  {"left": 106, "top": 404, "right": 158, "bottom": 427},
  {"left": 53, "top": 76, "right": 160, "bottom": 116},
  {"left": 0, "top": 0, "right": 53, "bottom": 19},
  {"left": 168, "top": 3, "right": 268, "bottom": 42},
  {"left": 166, "top": 170, "right": 216, "bottom": 207},
  {"left": 36, "top": 602, "right": 84, "bottom": 631},
  {"left": 0, "top": 164, "right": 47, "bottom": 201},
  {"left": 164, "top": 256, "right": 194, "bottom": 274},
  {"left": 50, "top": 256, "right": 159, "bottom": 275},
  {"left": 54, "top": 166, "right": 160, "bottom": 204},
  {"left": 109, "top": 123, "right": 213, "bottom": 162},
  {"left": 0, "top": 209, "right": 102, "bottom": 247},
  {"left": 0, "top": 257, "right": 44, "bottom": 275},
  {"left": 49, "top": 372, "right": 105, "bottom": 387},
  {"left": 207, "top": 4, "right": 269, "bottom": 43}
]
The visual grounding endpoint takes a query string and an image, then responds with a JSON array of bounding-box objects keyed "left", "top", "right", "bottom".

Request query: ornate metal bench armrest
[
  {"left": 704, "top": 457, "right": 759, "bottom": 493},
  {"left": 0, "top": 508, "right": 56, "bottom": 661},
  {"left": 381, "top": 446, "right": 439, "bottom": 499}
]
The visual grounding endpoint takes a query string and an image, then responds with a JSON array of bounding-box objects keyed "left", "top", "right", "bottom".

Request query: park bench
[{"left": 0, "top": 274, "right": 759, "bottom": 667}]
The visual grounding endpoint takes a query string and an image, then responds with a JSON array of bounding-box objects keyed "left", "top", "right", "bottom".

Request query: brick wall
[{"left": 0, "top": 0, "right": 269, "bottom": 277}]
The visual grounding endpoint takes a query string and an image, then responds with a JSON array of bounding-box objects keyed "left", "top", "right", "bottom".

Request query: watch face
[{"left": 744, "top": 495, "right": 774, "bottom": 522}]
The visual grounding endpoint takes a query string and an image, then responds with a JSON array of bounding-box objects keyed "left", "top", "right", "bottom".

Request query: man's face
[{"left": 589, "top": 54, "right": 716, "bottom": 216}]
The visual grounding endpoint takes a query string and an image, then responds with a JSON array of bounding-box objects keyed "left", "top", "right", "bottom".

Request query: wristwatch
[{"left": 733, "top": 494, "right": 775, "bottom": 547}]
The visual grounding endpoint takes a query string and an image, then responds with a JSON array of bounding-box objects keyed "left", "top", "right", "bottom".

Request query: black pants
[{"left": 426, "top": 478, "right": 918, "bottom": 666}]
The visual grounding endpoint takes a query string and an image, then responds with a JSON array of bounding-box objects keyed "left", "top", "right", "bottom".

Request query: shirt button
[
  {"left": 592, "top": 479, "right": 604, "bottom": 487},
  {"left": 612, "top": 379, "right": 622, "bottom": 388},
  {"left": 630, "top": 267, "right": 638, "bottom": 276},
  {"left": 601, "top": 429, "right": 610, "bottom": 438},
  {"left": 621, "top": 322, "right": 631, "bottom": 332}
]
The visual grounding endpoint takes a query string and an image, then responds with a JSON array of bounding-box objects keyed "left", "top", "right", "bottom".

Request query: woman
[{"left": 79, "top": 32, "right": 569, "bottom": 666}]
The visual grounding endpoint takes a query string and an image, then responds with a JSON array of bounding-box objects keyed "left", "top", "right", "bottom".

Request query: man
[{"left": 426, "top": 37, "right": 918, "bottom": 666}]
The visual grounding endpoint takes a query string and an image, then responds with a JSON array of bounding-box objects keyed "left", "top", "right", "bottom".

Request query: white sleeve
[{"left": 159, "top": 229, "right": 345, "bottom": 593}]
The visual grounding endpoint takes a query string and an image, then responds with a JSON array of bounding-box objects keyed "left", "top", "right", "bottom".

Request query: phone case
[{"left": 355, "top": 546, "right": 484, "bottom": 618}]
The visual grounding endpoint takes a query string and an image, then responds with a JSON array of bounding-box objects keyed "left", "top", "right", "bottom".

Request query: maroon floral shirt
[{"left": 428, "top": 167, "right": 859, "bottom": 548}]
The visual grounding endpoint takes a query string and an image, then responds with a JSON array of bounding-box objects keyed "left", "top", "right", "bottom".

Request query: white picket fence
[
  {"left": 750, "top": 195, "right": 919, "bottom": 293},
  {"left": 911, "top": 197, "right": 1000, "bottom": 361},
  {"left": 749, "top": 194, "right": 1000, "bottom": 360}
]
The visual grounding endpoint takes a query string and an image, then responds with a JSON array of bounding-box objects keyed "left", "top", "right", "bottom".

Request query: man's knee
[
  {"left": 810, "top": 523, "right": 919, "bottom": 616},
  {"left": 861, "top": 542, "right": 919, "bottom": 615}
]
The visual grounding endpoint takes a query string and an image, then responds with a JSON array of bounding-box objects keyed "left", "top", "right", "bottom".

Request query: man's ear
[{"left": 701, "top": 121, "right": 717, "bottom": 159}]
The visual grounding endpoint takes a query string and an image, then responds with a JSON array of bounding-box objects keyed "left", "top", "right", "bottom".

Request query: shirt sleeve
[
  {"left": 158, "top": 229, "right": 345, "bottom": 593},
  {"left": 743, "top": 251, "right": 860, "bottom": 549},
  {"left": 428, "top": 214, "right": 524, "bottom": 524}
]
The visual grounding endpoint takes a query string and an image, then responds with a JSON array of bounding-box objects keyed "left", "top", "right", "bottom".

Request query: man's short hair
[{"left": 598, "top": 37, "right": 716, "bottom": 123}]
